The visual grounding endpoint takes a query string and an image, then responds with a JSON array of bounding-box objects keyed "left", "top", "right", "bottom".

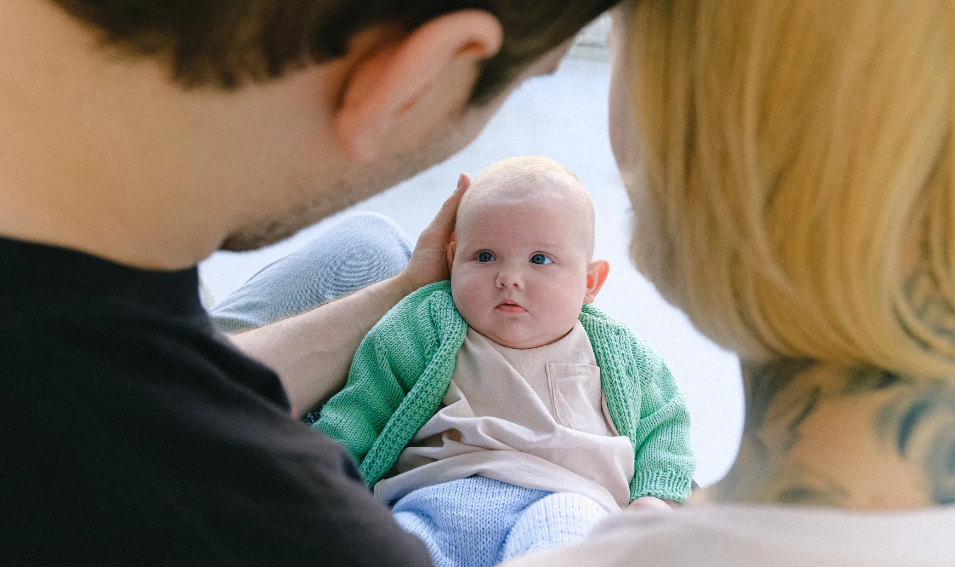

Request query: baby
[{"left": 316, "top": 156, "right": 695, "bottom": 567}]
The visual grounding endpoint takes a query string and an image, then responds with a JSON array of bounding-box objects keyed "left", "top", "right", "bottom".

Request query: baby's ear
[
  {"left": 446, "top": 233, "right": 457, "bottom": 276},
  {"left": 584, "top": 259, "right": 610, "bottom": 304}
]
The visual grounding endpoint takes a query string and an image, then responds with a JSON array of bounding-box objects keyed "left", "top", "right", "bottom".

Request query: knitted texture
[
  {"left": 498, "top": 491, "right": 608, "bottom": 562},
  {"left": 315, "top": 280, "right": 695, "bottom": 502},
  {"left": 392, "top": 476, "right": 608, "bottom": 567}
]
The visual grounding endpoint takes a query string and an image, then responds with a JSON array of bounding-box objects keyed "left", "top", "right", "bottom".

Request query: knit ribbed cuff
[{"left": 631, "top": 469, "right": 693, "bottom": 502}]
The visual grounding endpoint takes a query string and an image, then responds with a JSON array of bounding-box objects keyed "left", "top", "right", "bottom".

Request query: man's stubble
[{"left": 218, "top": 110, "right": 485, "bottom": 252}]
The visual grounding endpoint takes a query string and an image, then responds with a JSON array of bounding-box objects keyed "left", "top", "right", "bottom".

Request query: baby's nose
[{"left": 496, "top": 269, "right": 524, "bottom": 290}]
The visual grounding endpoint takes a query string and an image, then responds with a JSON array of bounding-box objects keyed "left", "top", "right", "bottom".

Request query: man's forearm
[
  {"left": 229, "top": 272, "right": 420, "bottom": 415},
  {"left": 229, "top": 173, "right": 470, "bottom": 417}
]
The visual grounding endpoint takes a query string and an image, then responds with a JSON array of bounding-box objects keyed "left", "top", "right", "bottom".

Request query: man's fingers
[
  {"left": 444, "top": 172, "right": 470, "bottom": 215},
  {"left": 456, "top": 172, "right": 471, "bottom": 191},
  {"left": 430, "top": 172, "right": 471, "bottom": 231}
]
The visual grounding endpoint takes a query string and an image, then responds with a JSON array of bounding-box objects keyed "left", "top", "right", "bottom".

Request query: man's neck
[
  {"left": 0, "top": 204, "right": 215, "bottom": 271},
  {"left": 696, "top": 359, "right": 955, "bottom": 510},
  {"left": 0, "top": 0, "right": 230, "bottom": 270}
]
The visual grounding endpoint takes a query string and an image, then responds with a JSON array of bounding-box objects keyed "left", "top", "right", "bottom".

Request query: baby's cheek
[
  {"left": 450, "top": 276, "right": 482, "bottom": 324},
  {"left": 539, "top": 294, "right": 581, "bottom": 337}
]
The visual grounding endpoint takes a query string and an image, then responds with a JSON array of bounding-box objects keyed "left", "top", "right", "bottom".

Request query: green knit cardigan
[{"left": 315, "top": 281, "right": 695, "bottom": 503}]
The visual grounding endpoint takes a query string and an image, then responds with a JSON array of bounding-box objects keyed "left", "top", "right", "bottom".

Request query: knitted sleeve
[
  {"left": 628, "top": 337, "right": 696, "bottom": 502},
  {"left": 312, "top": 307, "right": 421, "bottom": 467},
  {"left": 313, "top": 281, "right": 465, "bottom": 485}
]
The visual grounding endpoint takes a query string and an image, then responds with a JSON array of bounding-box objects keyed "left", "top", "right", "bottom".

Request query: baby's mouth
[{"left": 496, "top": 299, "right": 527, "bottom": 313}]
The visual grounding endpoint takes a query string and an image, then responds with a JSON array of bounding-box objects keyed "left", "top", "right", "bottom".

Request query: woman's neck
[{"left": 695, "top": 359, "right": 955, "bottom": 510}]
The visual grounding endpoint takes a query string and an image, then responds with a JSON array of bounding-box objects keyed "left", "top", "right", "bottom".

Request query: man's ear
[
  {"left": 336, "top": 11, "right": 503, "bottom": 162},
  {"left": 584, "top": 259, "right": 610, "bottom": 304},
  {"left": 446, "top": 233, "right": 457, "bottom": 276}
]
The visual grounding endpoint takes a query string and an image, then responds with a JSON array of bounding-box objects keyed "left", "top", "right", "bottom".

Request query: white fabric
[
  {"left": 374, "top": 323, "right": 635, "bottom": 512},
  {"left": 500, "top": 503, "right": 955, "bottom": 566}
]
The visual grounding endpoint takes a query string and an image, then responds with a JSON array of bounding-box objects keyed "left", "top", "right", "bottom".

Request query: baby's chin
[
  {"left": 476, "top": 327, "right": 571, "bottom": 350},
  {"left": 488, "top": 336, "right": 544, "bottom": 350}
]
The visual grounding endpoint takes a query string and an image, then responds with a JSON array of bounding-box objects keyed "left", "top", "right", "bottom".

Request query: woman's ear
[
  {"left": 335, "top": 10, "right": 503, "bottom": 162},
  {"left": 584, "top": 259, "right": 610, "bottom": 304},
  {"left": 446, "top": 233, "right": 457, "bottom": 276}
]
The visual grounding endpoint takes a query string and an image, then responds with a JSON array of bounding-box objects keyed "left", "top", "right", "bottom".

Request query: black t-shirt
[{"left": 0, "top": 237, "right": 431, "bottom": 566}]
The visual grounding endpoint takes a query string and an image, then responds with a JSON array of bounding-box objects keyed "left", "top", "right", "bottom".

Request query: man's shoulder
[
  {"left": 0, "top": 301, "right": 431, "bottom": 566},
  {"left": 1, "top": 292, "right": 291, "bottom": 407}
]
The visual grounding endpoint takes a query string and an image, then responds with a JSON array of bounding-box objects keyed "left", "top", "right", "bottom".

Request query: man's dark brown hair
[{"left": 51, "top": 0, "right": 619, "bottom": 104}]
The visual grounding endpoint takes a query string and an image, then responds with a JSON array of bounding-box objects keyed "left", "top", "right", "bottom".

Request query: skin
[
  {"left": 0, "top": 0, "right": 573, "bottom": 415},
  {"left": 448, "top": 159, "right": 609, "bottom": 349},
  {"left": 608, "top": 1, "right": 954, "bottom": 511}
]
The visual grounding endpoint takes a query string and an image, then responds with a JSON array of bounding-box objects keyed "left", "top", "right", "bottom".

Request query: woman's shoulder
[{"left": 500, "top": 503, "right": 955, "bottom": 567}]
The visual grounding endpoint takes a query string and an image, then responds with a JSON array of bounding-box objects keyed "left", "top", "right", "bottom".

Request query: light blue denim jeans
[
  {"left": 208, "top": 212, "right": 413, "bottom": 419},
  {"left": 209, "top": 212, "right": 413, "bottom": 333}
]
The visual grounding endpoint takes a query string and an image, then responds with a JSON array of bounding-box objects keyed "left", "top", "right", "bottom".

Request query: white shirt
[{"left": 500, "top": 503, "right": 955, "bottom": 566}]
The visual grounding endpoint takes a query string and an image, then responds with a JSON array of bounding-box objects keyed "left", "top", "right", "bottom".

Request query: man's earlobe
[
  {"left": 335, "top": 10, "right": 503, "bottom": 162},
  {"left": 584, "top": 259, "right": 610, "bottom": 304}
]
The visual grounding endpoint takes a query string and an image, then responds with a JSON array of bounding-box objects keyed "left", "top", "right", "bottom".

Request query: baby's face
[{"left": 450, "top": 189, "right": 594, "bottom": 349}]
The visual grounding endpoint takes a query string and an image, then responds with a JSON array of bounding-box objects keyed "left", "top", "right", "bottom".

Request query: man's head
[
  {"left": 0, "top": 0, "right": 618, "bottom": 269},
  {"left": 50, "top": 0, "right": 616, "bottom": 106},
  {"left": 448, "top": 156, "right": 610, "bottom": 349}
]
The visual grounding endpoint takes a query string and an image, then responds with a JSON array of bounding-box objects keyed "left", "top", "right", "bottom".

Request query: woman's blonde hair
[{"left": 626, "top": 0, "right": 955, "bottom": 378}]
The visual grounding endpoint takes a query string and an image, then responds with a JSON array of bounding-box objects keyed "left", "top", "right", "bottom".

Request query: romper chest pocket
[{"left": 546, "top": 363, "right": 614, "bottom": 436}]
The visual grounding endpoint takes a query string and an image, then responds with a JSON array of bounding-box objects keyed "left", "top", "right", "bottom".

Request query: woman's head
[{"left": 610, "top": 0, "right": 955, "bottom": 379}]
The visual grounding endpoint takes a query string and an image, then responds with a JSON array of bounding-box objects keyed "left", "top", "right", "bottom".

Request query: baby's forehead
[
  {"left": 461, "top": 157, "right": 593, "bottom": 213},
  {"left": 457, "top": 157, "right": 596, "bottom": 255}
]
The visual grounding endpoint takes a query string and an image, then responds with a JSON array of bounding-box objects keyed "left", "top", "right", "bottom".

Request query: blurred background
[{"left": 199, "top": 16, "right": 744, "bottom": 487}]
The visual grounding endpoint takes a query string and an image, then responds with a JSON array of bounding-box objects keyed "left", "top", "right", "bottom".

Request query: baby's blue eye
[
  {"left": 477, "top": 251, "right": 495, "bottom": 262},
  {"left": 530, "top": 254, "right": 552, "bottom": 265}
]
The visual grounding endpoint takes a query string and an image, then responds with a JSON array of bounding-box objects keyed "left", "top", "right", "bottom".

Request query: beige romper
[{"left": 374, "top": 322, "right": 635, "bottom": 512}]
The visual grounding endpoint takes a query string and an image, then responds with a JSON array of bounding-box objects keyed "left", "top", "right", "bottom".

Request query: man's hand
[
  {"left": 398, "top": 173, "right": 470, "bottom": 291},
  {"left": 626, "top": 496, "right": 678, "bottom": 513},
  {"left": 230, "top": 173, "right": 471, "bottom": 415}
]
